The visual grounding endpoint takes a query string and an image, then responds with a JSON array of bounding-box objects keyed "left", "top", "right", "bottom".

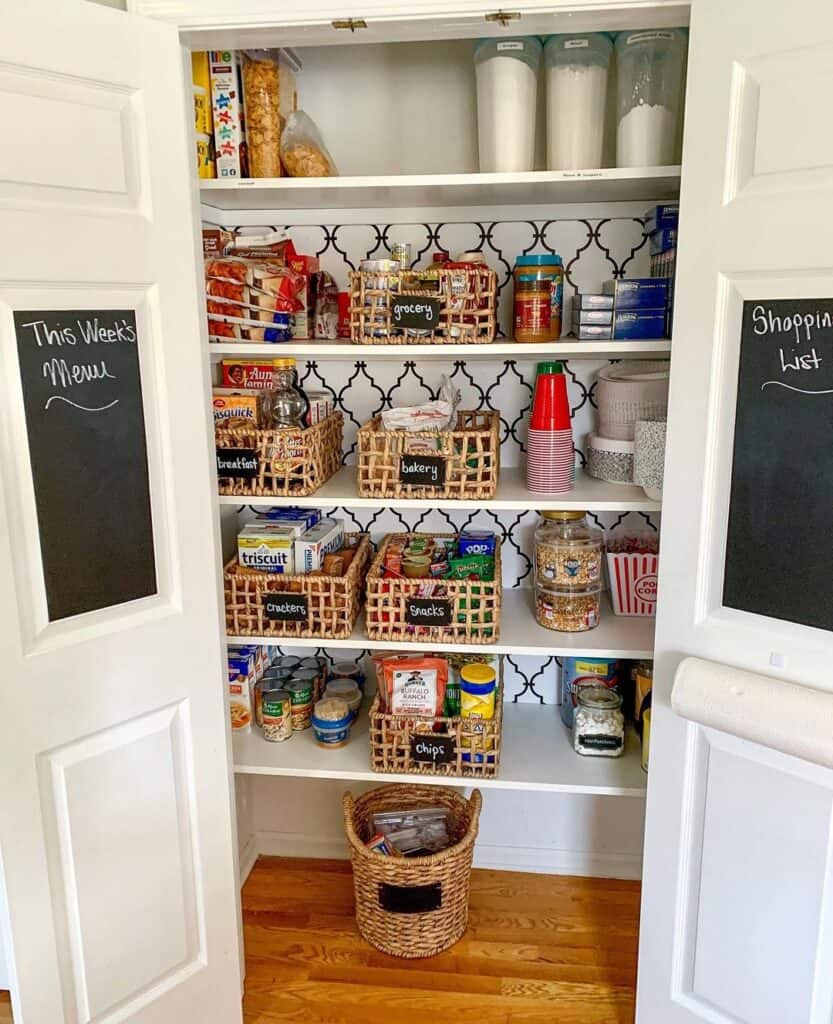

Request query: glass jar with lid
[
  {"left": 572, "top": 685, "right": 625, "bottom": 757},
  {"left": 513, "top": 254, "right": 564, "bottom": 342},
  {"left": 544, "top": 33, "right": 613, "bottom": 171},
  {"left": 534, "top": 510, "right": 604, "bottom": 589},
  {"left": 268, "top": 357, "right": 308, "bottom": 428}
]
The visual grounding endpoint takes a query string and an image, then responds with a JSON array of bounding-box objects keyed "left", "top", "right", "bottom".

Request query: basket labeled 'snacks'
[
  {"left": 224, "top": 533, "right": 371, "bottom": 639},
  {"left": 216, "top": 411, "right": 343, "bottom": 497},
  {"left": 365, "top": 533, "right": 501, "bottom": 644},
  {"left": 349, "top": 265, "right": 497, "bottom": 344},
  {"left": 357, "top": 410, "right": 500, "bottom": 501}
]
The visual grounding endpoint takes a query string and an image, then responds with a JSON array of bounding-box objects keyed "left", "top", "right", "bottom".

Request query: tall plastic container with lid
[
  {"left": 474, "top": 37, "right": 541, "bottom": 173},
  {"left": 615, "top": 29, "right": 687, "bottom": 167},
  {"left": 544, "top": 33, "right": 612, "bottom": 170}
]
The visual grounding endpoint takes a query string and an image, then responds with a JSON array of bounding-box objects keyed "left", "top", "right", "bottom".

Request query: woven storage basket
[
  {"left": 349, "top": 266, "right": 497, "bottom": 344},
  {"left": 368, "top": 684, "right": 502, "bottom": 780},
  {"left": 224, "top": 533, "right": 371, "bottom": 639},
  {"left": 216, "top": 411, "right": 343, "bottom": 497},
  {"left": 344, "top": 785, "right": 482, "bottom": 957},
  {"left": 365, "top": 533, "right": 501, "bottom": 644},
  {"left": 357, "top": 410, "right": 500, "bottom": 500}
]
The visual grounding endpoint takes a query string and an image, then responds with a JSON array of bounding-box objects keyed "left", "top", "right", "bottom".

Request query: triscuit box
[
  {"left": 210, "top": 50, "right": 244, "bottom": 178},
  {"left": 238, "top": 524, "right": 296, "bottom": 574},
  {"left": 294, "top": 518, "right": 345, "bottom": 573}
]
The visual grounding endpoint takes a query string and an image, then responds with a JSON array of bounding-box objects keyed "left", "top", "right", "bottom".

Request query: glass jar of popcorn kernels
[{"left": 534, "top": 510, "right": 604, "bottom": 589}]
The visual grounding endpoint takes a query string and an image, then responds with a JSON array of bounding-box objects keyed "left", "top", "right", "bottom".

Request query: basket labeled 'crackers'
[
  {"left": 349, "top": 265, "right": 497, "bottom": 344},
  {"left": 364, "top": 533, "right": 501, "bottom": 644},
  {"left": 216, "top": 411, "right": 343, "bottom": 497},
  {"left": 224, "top": 533, "right": 371, "bottom": 639},
  {"left": 357, "top": 410, "right": 500, "bottom": 501}
]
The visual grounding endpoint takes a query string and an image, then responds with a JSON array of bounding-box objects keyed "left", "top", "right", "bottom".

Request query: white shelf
[
  {"left": 218, "top": 465, "right": 660, "bottom": 513},
  {"left": 208, "top": 338, "right": 671, "bottom": 361},
  {"left": 200, "top": 166, "right": 681, "bottom": 211},
  {"left": 226, "top": 589, "right": 655, "bottom": 658},
  {"left": 232, "top": 703, "right": 646, "bottom": 798}
]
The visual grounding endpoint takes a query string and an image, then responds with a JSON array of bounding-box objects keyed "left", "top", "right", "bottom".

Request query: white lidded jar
[
  {"left": 544, "top": 33, "right": 612, "bottom": 171},
  {"left": 474, "top": 36, "right": 541, "bottom": 173},
  {"left": 615, "top": 28, "right": 687, "bottom": 167}
]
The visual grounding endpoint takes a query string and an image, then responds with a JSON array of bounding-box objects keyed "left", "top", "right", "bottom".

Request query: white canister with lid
[
  {"left": 474, "top": 37, "right": 541, "bottom": 173},
  {"left": 595, "top": 360, "right": 669, "bottom": 441},
  {"left": 544, "top": 33, "right": 612, "bottom": 171}
]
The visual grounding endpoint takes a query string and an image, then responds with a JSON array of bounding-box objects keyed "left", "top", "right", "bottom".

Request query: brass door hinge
[
  {"left": 332, "top": 17, "right": 368, "bottom": 31},
  {"left": 485, "top": 10, "right": 521, "bottom": 26}
]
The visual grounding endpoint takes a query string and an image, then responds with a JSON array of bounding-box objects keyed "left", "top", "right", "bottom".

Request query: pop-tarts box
[{"left": 603, "top": 278, "right": 669, "bottom": 310}]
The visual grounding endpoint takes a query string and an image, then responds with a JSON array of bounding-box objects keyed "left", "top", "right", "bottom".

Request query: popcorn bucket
[{"left": 606, "top": 552, "right": 658, "bottom": 616}]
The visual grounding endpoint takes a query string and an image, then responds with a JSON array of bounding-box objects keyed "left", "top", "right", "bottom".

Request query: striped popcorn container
[{"left": 606, "top": 552, "right": 659, "bottom": 616}]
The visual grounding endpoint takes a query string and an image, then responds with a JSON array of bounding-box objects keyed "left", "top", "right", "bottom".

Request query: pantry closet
[{"left": 1, "top": 1, "right": 832, "bottom": 1023}]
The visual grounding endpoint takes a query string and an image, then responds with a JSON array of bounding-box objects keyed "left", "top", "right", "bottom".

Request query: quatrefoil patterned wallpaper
[{"left": 229, "top": 212, "right": 662, "bottom": 703}]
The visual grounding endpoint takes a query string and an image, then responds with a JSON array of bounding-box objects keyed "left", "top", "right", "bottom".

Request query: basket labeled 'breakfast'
[
  {"left": 224, "top": 511, "right": 371, "bottom": 639},
  {"left": 365, "top": 531, "right": 501, "bottom": 644},
  {"left": 369, "top": 652, "right": 503, "bottom": 780},
  {"left": 349, "top": 260, "right": 497, "bottom": 344},
  {"left": 357, "top": 376, "right": 500, "bottom": 501}
]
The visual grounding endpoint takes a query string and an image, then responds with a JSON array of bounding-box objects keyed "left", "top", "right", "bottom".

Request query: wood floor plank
[{"left": 242, "top": 857, "right": 639, "bottom": 1024}]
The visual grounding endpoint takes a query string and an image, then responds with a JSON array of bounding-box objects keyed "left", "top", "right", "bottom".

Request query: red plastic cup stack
[{"left": 527, "top": 366, "right": 574, "bottom": 494}]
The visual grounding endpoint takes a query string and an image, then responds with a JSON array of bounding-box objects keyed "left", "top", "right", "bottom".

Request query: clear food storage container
[
  {"left": 544, "top": 33, "right": 612, "bottom": 170},
  {"left": 615, "top": 29, "right": 687, "bottom": 167},
  {"left": 474, "top": 37, "right": 541, "bottom": 173}
]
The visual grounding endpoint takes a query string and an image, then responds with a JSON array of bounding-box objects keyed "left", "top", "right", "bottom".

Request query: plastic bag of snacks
[
  {"left": 280, "top": 110, "right": 338, "bottom": 177},
  {"left": 606, "top": 529, "right": 659, "bottom": 616}
]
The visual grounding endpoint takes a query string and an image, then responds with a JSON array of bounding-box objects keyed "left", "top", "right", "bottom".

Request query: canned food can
[{"left": 261, "top": 688, "right": 292, "bottom": 742}]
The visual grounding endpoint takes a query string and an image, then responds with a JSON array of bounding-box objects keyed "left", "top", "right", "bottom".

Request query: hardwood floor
[
  {"left": 242, "top": 856, "right": 640, "bottom": 1024},
  {"left": 0, "top": 858, "right": 640, "bottom": 1023}
]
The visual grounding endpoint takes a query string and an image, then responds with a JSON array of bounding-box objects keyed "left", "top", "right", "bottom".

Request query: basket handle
[
  {"left": 342, "top": 791, "right": 363, "bottom": 853},
  {"left": 468, "top": 788, "right": 483, "bottom": 832}
]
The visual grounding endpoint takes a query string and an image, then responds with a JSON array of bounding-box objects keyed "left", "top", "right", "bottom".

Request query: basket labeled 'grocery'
[
  {"left": 344, "top": 785, "right": 482, "bottom": 958},
  {"left": 365, "top": 533, "right": 501, "bottom": 644},
  {"left": 216, "top": 410, "right": 343, "bottom": 497},
  {"left": 357, "top": 410, "right": 500, "bottom": 501},
  {"left": 224, "top": 533, "right": 371, "bottom": 639},
  {"left": 349, "top": 266, "right": 497, "bottom": 344}
]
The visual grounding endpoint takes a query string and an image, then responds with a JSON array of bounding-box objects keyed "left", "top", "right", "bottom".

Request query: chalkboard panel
[
  {"left": 724, "top": 299, "right": 833, "bottom": 631},
  {"left": 399, "top": 454, "right": 446, "bottom": 487},
  {"left": 263, "top": 593, "right": 309, "bottom": 622},
  {"left": 14, "top": 310, "right": 156, "bottom": 621},
  {"left": 405, "top": 598, "right": 453, "bottom": 627}
]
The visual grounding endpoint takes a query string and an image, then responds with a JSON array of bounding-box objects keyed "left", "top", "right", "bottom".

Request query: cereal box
[{"left": 210, "top": 50, "right": 244, "bottom": 178}]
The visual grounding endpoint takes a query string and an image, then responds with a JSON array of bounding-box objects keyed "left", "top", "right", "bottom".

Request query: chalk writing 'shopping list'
[{"left": 753, "top": 302, "right": 833, "bottom": 395}]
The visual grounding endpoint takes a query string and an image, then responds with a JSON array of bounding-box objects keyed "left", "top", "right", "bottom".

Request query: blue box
[
  {"left": 613, "top": 310, "right": 667, "bottom": 339},
  {"left": 644, "top": 203, "right": 679, "bottom": 233},
  {"left": 649, "top": 227, "right": 677, "bottom": 255},
  {"left": 574, "top": 293, "right": 614, "bottom": 310},
  {"left": 603, "top": 278, "right": 670, "bottom": 310}
]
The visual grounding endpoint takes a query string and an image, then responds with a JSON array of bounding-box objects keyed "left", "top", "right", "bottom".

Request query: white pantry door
[
  {"left": 0, "top": 3, "right": 242, "bottom": 1023},
  {"left": 638, "top": 1, "right": 833, "bottom": 1023}
]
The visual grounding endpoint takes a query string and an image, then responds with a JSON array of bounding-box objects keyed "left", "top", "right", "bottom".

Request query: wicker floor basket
[
  {"left": 368, "top": 689, "right": 502, "bottom": 780},
  {"left": 344, "top": 785, "right": 482, "bottom": 958},
  {"left": 365, "top": 533, "right": 501, "bottom": 644},
  {"left": 357, "top": 410, "right": 500, "bottom": 500},
  {"left": 224, "top": 533, "right": 371, "bottom": 639},
  {"left": 216, "top": 411, "right": 343, "bottom": 497},
  {"left": 349, "top": 266, "right": 497, "bottom": 344}
]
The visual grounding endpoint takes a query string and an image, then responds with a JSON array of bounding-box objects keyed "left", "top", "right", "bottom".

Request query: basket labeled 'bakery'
[
  {"left": 344, "top": 785, "right": 482, "bottom": 958},
  {"left": 365, "top": 533, "right": 501, "bottom": 644},
  {"left": 224, "top": 533, "right": 371, "bottom": 639},
  {"left": 349, "top": 265, "right": 497, "bottom": 344},
  {"left": 369, "top": 677, "right": 503, "bottom": 780},
  {"left": 216, "top": 410, "right": 343, "bottom": 497},
  {"left": 357, "top": 410, "right": 500, "bottom": 500}
]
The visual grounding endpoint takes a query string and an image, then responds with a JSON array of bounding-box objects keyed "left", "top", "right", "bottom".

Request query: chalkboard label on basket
[
  {"left": 411, "top": 734, "right": 456, "bottom": 765},
  {"left": 723, "top": 298, "right": 833, "bottom": 631},
  {"left": 405, "top": 598, "right": 453, "bottom": 627},
  {"left": 13, "top": 309, "right": 157, "bottom": 621},
  {"left": 217, "top": 447, "right": 259, "bottom": 479},
  {"left": 379, "top": 882, "right": 442, "bottom": 914},
  {"left": 399, "top": 454, "right": 446, "bottom": 487},
  {"left": 391, "top": 296, "right": 442, "bottom": 331},
  {"left": 263, "top": 593, "right": 309, "bottom": 622}
]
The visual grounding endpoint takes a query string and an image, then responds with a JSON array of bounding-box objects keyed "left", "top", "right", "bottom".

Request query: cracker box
[
  {"left": 256, "top": 507, "right": 321, "bottom": 529},
  {"left": 209, "top": 50, "right": 244, "bottom": 178},
  {"left": 294, "top": 517, "right": 345, "bottom": 573},
  {"left": 238, "top": 524, "right": 295, "bottom": 574},
  {"left": 212, "top": 387, "right": 262, "bottom": 426}
]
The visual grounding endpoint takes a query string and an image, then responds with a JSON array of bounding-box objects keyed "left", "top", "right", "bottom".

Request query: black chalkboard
[
  {"left": 399, "top": 454, "right": 446, "bottom": 487},
  {"left": 405, "top": 598, "right": 452, "bottom": 627},
  {"left": 391, "top": 296, "right": 442, "bottom": 331},
  {"left": 263, "top": 592, "right": 309, "bottom": 622},
  {"left": 724, "top": 299, "right": 833, "bottom": 631},
  {"left": 378, "top": 882, "right": 442, "bottom": 914},
  {"left": 14, "top": 310, "right": 156, "bottom": 621},
  {"left": 217, "top": 447, "right": 259, "bottom": 479},
  {"left": 411, "top": 734, "right": 455, "bottom": 765}
]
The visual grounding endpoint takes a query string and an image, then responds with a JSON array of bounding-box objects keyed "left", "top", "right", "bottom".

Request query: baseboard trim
[
  {"left": 249, "top": 831, "right": 642, "bottom": 881},
  {"left": 238, "top": 834, "right": 259, "bottom": 886}
]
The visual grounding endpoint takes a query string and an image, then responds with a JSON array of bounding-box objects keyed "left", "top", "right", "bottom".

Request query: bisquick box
[
  {"left": 294, "top": 517, "right": 345, "bottom": 573},
  {"left": 573, "top": 308, "right": 613, "bottom": 325},
  {"left": 238, "top": 524, "right": 295, "bottom": 574},
  {"left": 644, "top": 203, "right": 679, "bottom": 233},
  {"left": 602, "top": 278, "right": 670, "bottom": 310},
  {"left": 574, "top": 293, "right": 614, "bottom": 311},
  {"left": 612, "top": 311, "right": 667, "bottom": 339}
]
